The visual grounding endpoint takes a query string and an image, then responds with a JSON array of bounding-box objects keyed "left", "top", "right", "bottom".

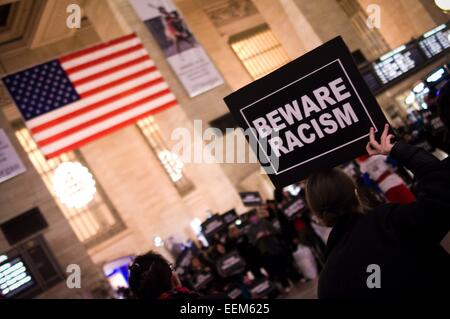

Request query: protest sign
[
  {"left": 201, "top": 214, "right": 226, "bottom": 238},
  {"left": 283, "top": 198, "right": 307, "bottom": 219},
  {"left": 239, "top": 191, "right": 263, "bottom": 207},
  {"left": 248, "top": 278, "right": 277, "bottom": 298},
  {"left": 191, "top": 271, "right": 214, "bottom": 290},
  {"left": 175, "top": 247, "right": 194, "bottom": 269},
  {"left": 216, "top": 250, "right": 246, "bottom": 278},
  {"left": 222, "top": 209, "right": 238, "bottom": 225},
  {"left": 224, "top": 37, "right": 388, "bottom": 188}
]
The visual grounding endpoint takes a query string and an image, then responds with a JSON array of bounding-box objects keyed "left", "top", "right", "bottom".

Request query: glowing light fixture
[
  {"left": 412, "top": 82, "right": 425, "bottom": 94},
  {"left": 190, "top": 218, "right": 202, "bottom": 235},
  {"left": 405, "top": 92, "right": 416, "bottom": 105},
  {"left": 153, "top": 236, "right": 164, "bottom": 247},
  {"left": 52, "top": 162, "right": 96, "bottom": 208},
  {"left": 435, "top": 0, "right": 450, "bottom": 12},
  {"left": 426, "top": 68, "right": 445, "bottom": 83}
]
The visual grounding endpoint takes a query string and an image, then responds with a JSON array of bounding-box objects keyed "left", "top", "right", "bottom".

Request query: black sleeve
[{"left": 382, "top": 142, "right": 450, "bottom": 243}]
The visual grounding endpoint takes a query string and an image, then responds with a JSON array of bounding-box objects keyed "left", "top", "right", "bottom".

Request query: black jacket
[{"left": 318, "top": 142, "right": 450, "bottom": 299}]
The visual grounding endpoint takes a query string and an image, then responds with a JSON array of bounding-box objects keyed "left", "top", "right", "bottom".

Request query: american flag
[{"left": 2, "top": 33, "right": 177, "bottom": 159}]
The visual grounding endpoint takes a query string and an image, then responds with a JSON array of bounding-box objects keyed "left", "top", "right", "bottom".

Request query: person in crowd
[
  {"left": 208, "top": 242, "right": 227, "bottom": 261},
  {"left": 185, "top": 256, "right": 216, "bottom": 294},
  {"left": 208, "top": 241, "right": 249, "bottom": 292},
  {"left": 306, "top": 124, "right": 450, "bottom": 298},
  {"left": 227, "top": 225, "right": 264, "bottom": 279},
  {"left": 247, "top": 211, "right": 293, "bottom": 293},
  {"left": 267, "top": 200, "right": 297, "bottom": 249},
  {"left": 129, "top": 251, "right": 200, "bottom": 299}
]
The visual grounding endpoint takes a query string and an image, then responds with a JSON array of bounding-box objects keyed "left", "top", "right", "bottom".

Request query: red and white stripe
[{"left": 27, "top": 33, "right": 177, "bottom": 159}]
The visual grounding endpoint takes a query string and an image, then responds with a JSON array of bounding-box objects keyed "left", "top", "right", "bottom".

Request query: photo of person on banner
[{"left": 147, "top": 2, "right": 197, "bottom": 56}]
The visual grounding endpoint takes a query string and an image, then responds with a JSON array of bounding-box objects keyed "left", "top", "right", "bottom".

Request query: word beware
[{"left": 253, "top": 77, "right": 359, "bottom": 156}]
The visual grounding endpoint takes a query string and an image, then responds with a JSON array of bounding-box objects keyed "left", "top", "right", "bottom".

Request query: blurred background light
[{"left": 52, "top": 162, "right": 96, "bottom": 208}]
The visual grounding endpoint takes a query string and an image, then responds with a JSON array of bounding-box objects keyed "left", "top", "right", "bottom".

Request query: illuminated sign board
[
  {"left": 0, "top": 255, "right": 35, "bottom": 298},
  {"left": 372, "top": 44, "right": 426, "bottom": 85},
  {"left": 418, "top": 24, "right": 450, "bottom": 58},
  {"left": 359, "top": 21, "right": 450, "bottom": 95}
]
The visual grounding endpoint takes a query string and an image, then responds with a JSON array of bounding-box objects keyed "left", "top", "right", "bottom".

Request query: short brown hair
[{"left": 306, "top": 168, "right": 361, "bottom": 227}]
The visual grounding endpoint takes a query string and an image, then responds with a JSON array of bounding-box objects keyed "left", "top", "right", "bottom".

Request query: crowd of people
[
  {"left": 174, "top": 191, "right": 328, "bottom": 299},
  {"left": 122, "top": 81, "right": 450, "bottom": 300},
  {"left": 122, "top": 187, "right": 329, "bottom": 300},
  {"left": 121, "top": 155, "right": 420, "bottom": 299},
  {"left": 397, "top": 87, "right": 449, "bottom": 155}
]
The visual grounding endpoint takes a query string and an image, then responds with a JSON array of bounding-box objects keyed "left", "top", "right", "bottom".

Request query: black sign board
[
  {"left": 418, "top": 24, "right": 450, "bottom": 58},
  {"left": 175, "top": 247, "right": 194, "bottom": 269},
  {"left": 248, "top": 278, "right": 276, "bottom": 298},
  {"left": 239, "top": 191, "right": 263, "bottom": 207},
  {"left": 235, "top": 209, "right": 257, "bottom": 234},
  {"left": 216, "top": 250, "right": 246, "bottom": 278},
  {"left": 372, "top": 42, "right": 426, "bottom": 85},
  {"left": 283, "top": 198, "right": 306, "bottom": 219},
  {"left": 1, "top": 207, "right": 48, "bottom": 245},
  {"left": 201, "top": 214, "right": 226, "bottom": 238},
  {"left": 0, "top": 255, "right": 37, "bottom": 298},
  {"left": 222, "top": 209, "right": 238, "bottom": 225},
  {"left": 226, "top": 284, "right": 244, "bottom": 299},
  {"left": 224, "top": 37, "right": 388, "bottom": 188},
  {"left": 191, "top": 271, "right": 214, "bottom": 290}
]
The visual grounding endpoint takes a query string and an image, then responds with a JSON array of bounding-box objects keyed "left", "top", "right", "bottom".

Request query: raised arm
[{"left": 367, "top": 124, "right": 450, "bottom": 243}]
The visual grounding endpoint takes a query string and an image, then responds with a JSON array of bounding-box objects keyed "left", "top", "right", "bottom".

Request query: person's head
[
  {"left": 437, "top": 81, "right": 450, "bottom": 129},
  {"left": 214, "top": 242, "right": 226, "bottom": 255},
  {"left": 228, "top": 225, "right": 240, "bottom": 239},
  {"left": 128, "top": 251, "right": 179, "bottom": 299},
  {"left": 274, "top": 188, "right": 284, "bottom": 203},
  {"left": 158, "top": 6, "right": 167, "bottom": 14},
  {"left": 190, "top": 257, "right": 202, "bottom": 270},
  {"left": 257, "top": 208, "right": 269, "bottom": 219},
  {"left": 305, "top": 168, "right": 362, "bottom": 227},
  {"left": 266, "top": 200, "right": 276, "bottom": 210}
]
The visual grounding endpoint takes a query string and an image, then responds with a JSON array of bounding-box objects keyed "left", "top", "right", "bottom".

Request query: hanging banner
[
  {"left": 0, "top": 129, "right": 26, "bottom": 184},
  {"left": 224, "top": 37, "right": 388, "bottom": 188},
  {"left": 129, "top": 0, "right": 224, "bottom": 98}
]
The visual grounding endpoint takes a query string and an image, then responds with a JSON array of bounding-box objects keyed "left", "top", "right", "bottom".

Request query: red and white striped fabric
[{"left": 3, "top": 33, "right": 177, "bottom": 159}]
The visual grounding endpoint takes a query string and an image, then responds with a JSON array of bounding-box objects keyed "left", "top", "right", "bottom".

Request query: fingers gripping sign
[{"left": 366, "top": 124, "right": 395, "bottom": 156}]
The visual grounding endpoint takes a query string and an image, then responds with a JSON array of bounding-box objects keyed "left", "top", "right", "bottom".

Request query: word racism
[{"left": 253, "top": 77, "right": 358, "bottom": 157}]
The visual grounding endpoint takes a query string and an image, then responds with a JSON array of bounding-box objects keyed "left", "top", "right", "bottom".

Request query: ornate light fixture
[
  {"left": 435, "top": 0, "right": 450, "bottom": 12},
  {"left": 52, "top": 161, "right": 96, "bottom": 208}
]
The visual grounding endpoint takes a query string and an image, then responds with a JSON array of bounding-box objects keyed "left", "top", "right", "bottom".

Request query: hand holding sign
[{"left": 366, "top": 124, "right": 395, "bottom": 156}]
